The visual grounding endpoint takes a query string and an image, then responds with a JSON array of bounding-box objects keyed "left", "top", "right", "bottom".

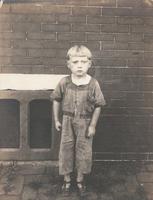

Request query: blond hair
[{"left": 67, "top": 45, "right": 92, "bottom": 60}]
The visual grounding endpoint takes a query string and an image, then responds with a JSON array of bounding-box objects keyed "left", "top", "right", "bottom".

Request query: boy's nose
[
  {"left": 78, "top": 64, "right": 82, "bottom": 68},
  {"left": 77, "top": 62, "right": 83, "bottom": 67}
]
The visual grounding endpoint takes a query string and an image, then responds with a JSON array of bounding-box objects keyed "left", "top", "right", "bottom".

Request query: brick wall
[{"left": 0, "top": 0, "right": 153, "bottom": 160}]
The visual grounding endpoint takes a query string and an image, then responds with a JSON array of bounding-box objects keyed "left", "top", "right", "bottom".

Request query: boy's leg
[
  {"left": 63, "top": 173, "right": 71, "bottom": 189},
  {"left": 76, "top": 171, "right": 84, "bottom": 182},
  {"left": 59, "top": 116, "right": 75, "bottom": 175},
  {"left": 75, "top": 119, "right": 93, "bottom": 174},
  {"left": 74, "top": 118, "right": 93, "bottom": 195},
  {"left": 64, "top": 173, "right": 71, "bottom": 182},
  {"left": 61, "top": 173, "right": 71, "bottom": 196},
  {"left": 76, "top": 171, "right": 87, "bottom": 196},
  {"left": 76, "top": 171, "right": 85, "bottom": 189}
]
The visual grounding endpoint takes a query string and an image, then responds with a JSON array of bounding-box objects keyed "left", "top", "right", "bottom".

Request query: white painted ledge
[{"left": 0, "top": 74, "right": 68, "bottom": 90}]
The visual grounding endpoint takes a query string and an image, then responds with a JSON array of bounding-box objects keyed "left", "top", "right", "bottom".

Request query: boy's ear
[
  {"left": 88, "top": 60, "right": 92, "bottom": 68},
  {"left": 67, "top": 60, "right": 71, "bottom": 69}
]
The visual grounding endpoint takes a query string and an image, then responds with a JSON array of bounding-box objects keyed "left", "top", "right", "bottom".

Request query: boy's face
[{"left": 67, "top": 56, "right": 91, "bottom": 77}]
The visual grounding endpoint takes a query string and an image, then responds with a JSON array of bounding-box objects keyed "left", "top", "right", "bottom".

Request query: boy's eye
[{"left": 73, "top": 61, "right": 78, "bottom": 64}]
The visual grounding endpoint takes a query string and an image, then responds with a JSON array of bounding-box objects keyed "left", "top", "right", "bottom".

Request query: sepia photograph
[{"left": 0, "top": 0, "right": 153, "bottom": 199}]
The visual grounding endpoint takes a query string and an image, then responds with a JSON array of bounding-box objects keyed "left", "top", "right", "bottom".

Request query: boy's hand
[
  {"left": 86, "top": 125, "right": 96, "bottom": 138},
  {"left": 55, "top": 121, "right": 62, "bottom": 132}
]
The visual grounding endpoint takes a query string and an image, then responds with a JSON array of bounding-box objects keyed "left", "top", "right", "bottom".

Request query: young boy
[{"left": 51, "top": 45, "right": 106, "bottom": 196}]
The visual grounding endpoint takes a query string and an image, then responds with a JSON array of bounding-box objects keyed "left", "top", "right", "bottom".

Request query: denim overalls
[{"left": 51, "top": 76, "right": 106, "bottom": 175}]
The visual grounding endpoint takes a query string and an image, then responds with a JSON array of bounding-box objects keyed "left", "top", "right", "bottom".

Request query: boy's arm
[
  {"left": 53, "top": 100, "right": 62, "bottom": 132},
  {"left": 87, "top": 106, "right": 101, "bottom": 138}
]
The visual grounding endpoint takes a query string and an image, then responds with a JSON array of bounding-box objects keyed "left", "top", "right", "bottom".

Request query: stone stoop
[{"left": 0, "top": 161, "right": 153, "bottom": 200}]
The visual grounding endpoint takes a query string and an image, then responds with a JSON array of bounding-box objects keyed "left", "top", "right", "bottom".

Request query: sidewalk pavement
[{"left": 0, "top": 161, "right": 153, "bottom": 200}]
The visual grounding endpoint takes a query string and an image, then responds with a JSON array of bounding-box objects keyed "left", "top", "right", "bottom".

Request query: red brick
[
  {"left": 55, "top": 49, "right": 67, "bottom": 58},
  {"left": 130, "top": 68, "right": 153, "bottom": 76},
  {"left": 28, "top": 49, "right": 56, "bottom": 57},
  {"left": 58, "top": 33, "right": 85, "bottom": 41},
  {"left": 148, "top": 154, "right": 153, "bottom": 160},
  {"left": 101, "top": 50, "right": 143, "bottom": 59},
  {"left": 31, "top": 65, "right": 53, "bottom": 74},
  {"left": 0, "top": 14, "right": 12, "bottom": 22},
  {"left": 136, "top": 8, "right": 153, "bottom": 17},
  {"left": 93, "top": 152, "right": 122, "bottom": 160},
  {"left": 0, "top": 40, "right": 11, "bottom": 48},
  {"left": 12, "top": 39, "right": 43, "bottom": 49},
  {"left": 42, "top": 41, "right": 70, "bottom": 49},
  {"left": 102, "top": 8, "right": 132, "bottom": 16},
  {"left": 144, "top": 25, "right": 153, "bottom": 34},
  {"left": 145, "top": 43, "right": 153, "bottom": 51},
  {"left": 5, "top": 14, "right": 56, "bottom": 23},
  {"left": 11, "top": 3, "right": 41, "bottom": 13},
  {"left": 40, "top": 4, "right": 71, "bottom": 14},
  {"left": 72, "top": 24, "right": 100, "bottom": 32},
  {"left": 144, "top": 17, "right": 153, "bottom": 26},
  {"left": 0, "top": 23, "right": 12, "bottom": 32},
  {"left": 102, "top": 41, "right": 128, "bottom": 50},
  {"left": 12, "top": 40, "right": 70, "bottom": 49},
  {"left": 143, "top": 58, "right": 153, "bottom": 67},
  {"left": 43, "top": 58, "right": 66, "bottom": 66},
  {"left": 131, "top": 25, "right": 153, "bottom": 33},
  {"left": 12, "top": 22, "right": 41, "bottom": 32},
  {"left": 42, "top": 24, "right": 70, "bottom": 32},
  {"left": 9, "top": 56, "right": 43, "bottom": 65},
  {"left": 130, "top": 25, "right": 144, "bottom": 33},
  {"left": 128, "top": 42, "right": 144, "bottom": 50},
  {"left": 87, "top": 16, "right": 115, "bottom": 24},
  {"left": 0, "top": 32, "right": 25, "bottom": 40},
  {"left": 128, "top": 59, "right": 148, "bottom": 67},
  {"left": 56, "top": 0, "right": 87, "bottom": 6},
  {"left": 88, "top": 0, "right": 116, "bottom": 6},
  {"left": 29, "top": 14, "right": 56, "bottom": 23},
  {"left": 0, "top": 56, "right": 12, "bottom": 65},
  {"left": 50, "top": 66, "right": 69, "bottom": 74},
  {"left": 115, "top": 97, "right": 151, "bottom": 108},
  {"left": 120, "top": 153, "right": 147, "bottom": 160},
  {"left": 101, "top": 24, "right": 129, "bottom": 33},
  {"left": 58, "top": 15, "right": 86, "bottom": 23},
  {"left": 94, "top": 58, "right": 126, "bottom": 66},
  {"left": 0, "top": 14, "right": 21, "bottom": 22},
  {"left": 144, "top": 34, "right": 153, "bottom": 42},
  {"left": 72, "top": 7, "right": 101, "bottom": 16},
  {"left": 117, "top": 16, "right": 144, "bottom": 24},
  {"left": 0, "top": 48, "right": 26, "bottom": 56},
  {"left": 117, "top": 0, "right": 143, "bottom": 7},
  {"left": 71, "top": 41, "right": 100, "bottom": 50},
  {"left": 1, "top": 65, "right": 32, "bottom": 73},
  {"left": 149, "top": 118, "right": 153, "bottom": 130},
  {"left": 27, "top": 32, "right": 56, "bottom": 40},
  {"left": 115, "top": 33, "right": 143, "bottom": 42},
  {"left": 87, "top": 33, "right": 114, "bottom": 41},
  {"left": 103, "top": 8, "right": 153, "bottom": 17},
  {"left": 144, "top": 52, "right": 153, "bottom": 59}
]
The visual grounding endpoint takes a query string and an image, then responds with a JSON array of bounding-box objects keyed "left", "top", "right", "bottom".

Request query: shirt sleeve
[
  {"left": 50, "top": 77, "right": 66, "bottom": 102},
  {"left": 94, "top": 80, "right": 106, "bottom": 107}
]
